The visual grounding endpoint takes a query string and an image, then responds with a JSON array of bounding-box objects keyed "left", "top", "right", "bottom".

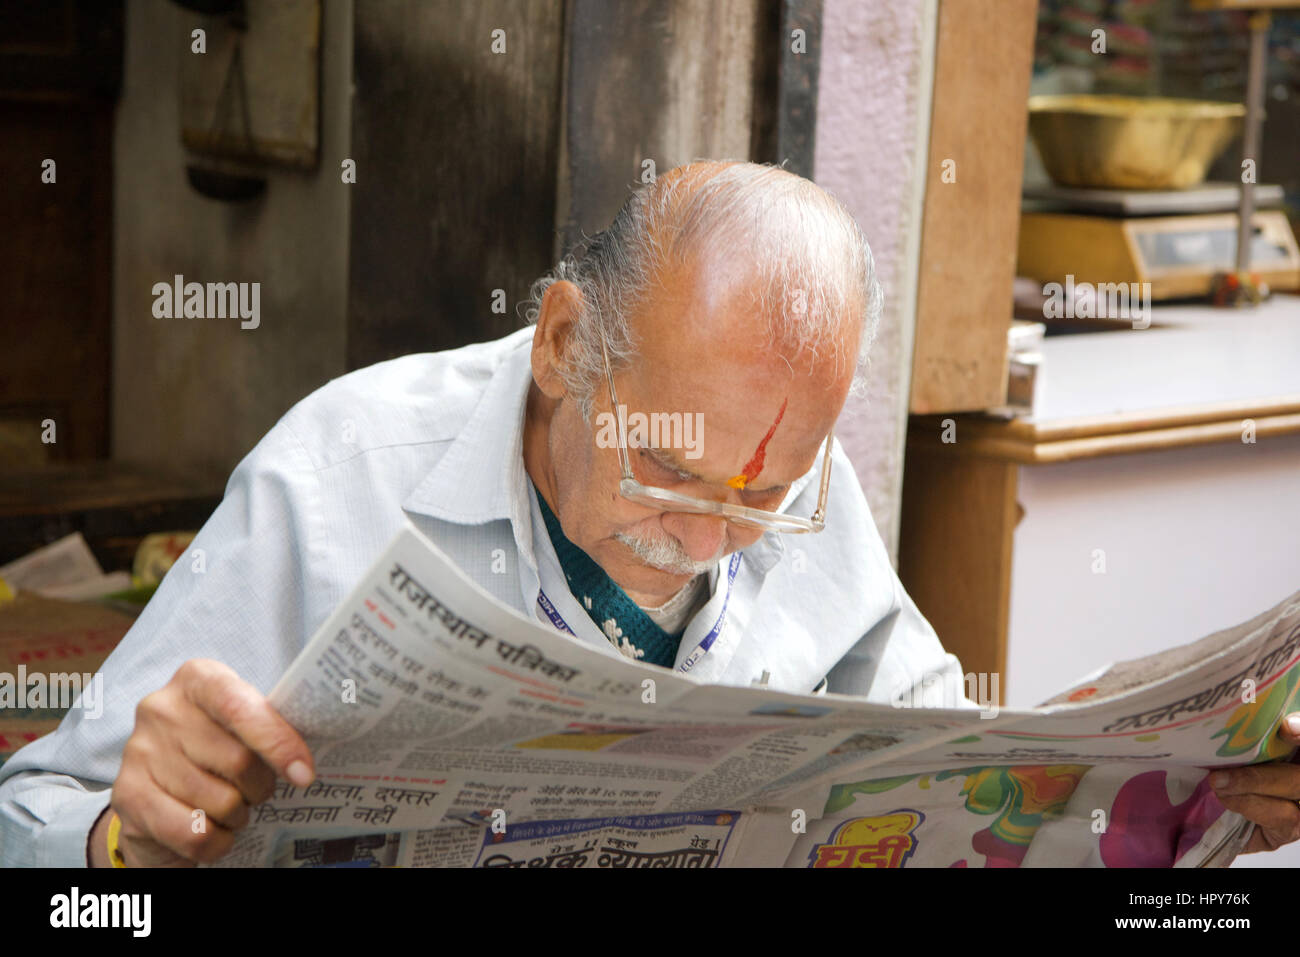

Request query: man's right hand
[{"left": 89, "top": 658, "right": 315, "bottom": 867}]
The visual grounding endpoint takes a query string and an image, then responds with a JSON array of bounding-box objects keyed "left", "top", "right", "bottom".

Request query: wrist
[{"left": 86, "top": 805, "right": 116, "bottom": 868}]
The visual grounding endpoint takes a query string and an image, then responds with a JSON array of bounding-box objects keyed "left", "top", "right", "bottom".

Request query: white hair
[{"left": 522, "top": 160, "right": 884, "bottom": 420}]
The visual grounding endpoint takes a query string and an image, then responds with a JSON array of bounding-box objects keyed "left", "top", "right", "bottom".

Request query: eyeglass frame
[{"left": 597, "top": 333, "right": 832, "bottom": 534}]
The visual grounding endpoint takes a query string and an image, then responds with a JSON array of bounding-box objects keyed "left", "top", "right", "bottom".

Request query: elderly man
[{"left": 2, "top": 162, "right": 1293, "bottom": 867}]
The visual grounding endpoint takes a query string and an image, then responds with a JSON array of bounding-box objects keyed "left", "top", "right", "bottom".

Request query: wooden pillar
[
  {"left": 907, "top": 0, "right": 1038, "bottom": 414},
  {"left": 347, "top": 0, "right": 566, "bottom": 369},
  {"left": 345, "top": 0, "right": 824, "bottom": 367},
  {"left": 898, "top": 431, "right": 1019, "bottom": 701},
  {"left": 557, "top": 0, "right": 769, "bottom": 255}
]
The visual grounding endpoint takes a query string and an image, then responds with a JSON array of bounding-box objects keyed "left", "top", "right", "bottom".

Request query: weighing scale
[
  {"left": 1018, "top": 183, "right": 1300, "bottom": 300},
  {"left": 1021, "top": 0, "right": 1300, "bottom": 305}
]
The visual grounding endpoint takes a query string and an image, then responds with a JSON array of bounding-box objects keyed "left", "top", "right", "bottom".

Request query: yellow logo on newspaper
[
  {"left": 808, "top": 810, "right": 924, "bottom": 868},
  {"left": 515, "top": 724, "right": 653, "bottom": 751}
]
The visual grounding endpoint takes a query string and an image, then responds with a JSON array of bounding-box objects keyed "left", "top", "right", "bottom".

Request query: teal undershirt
[{"left": 533, "top": 483, "right": 685, "bottom": 668}]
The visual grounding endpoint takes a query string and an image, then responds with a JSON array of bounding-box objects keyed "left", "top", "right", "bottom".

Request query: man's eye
[
  {"left": 638, "top": 450, "right": 690, "bottom": 483},
  {"left": 742, "top": 485, "right": 788, "bottom": 507}
]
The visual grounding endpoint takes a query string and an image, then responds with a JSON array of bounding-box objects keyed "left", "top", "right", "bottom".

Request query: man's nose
[{"left": 660, "top": 512, "right": 728, "bottom": 562}]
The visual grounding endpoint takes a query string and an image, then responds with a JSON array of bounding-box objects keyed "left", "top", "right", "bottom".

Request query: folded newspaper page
[{"left": 214, "top": 522, "right": 1300, "bottom": 868}]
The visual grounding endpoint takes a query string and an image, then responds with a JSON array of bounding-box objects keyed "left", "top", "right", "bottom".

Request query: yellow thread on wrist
[{"left": 107, "top": 811, "right": 127, "bottom": 868}]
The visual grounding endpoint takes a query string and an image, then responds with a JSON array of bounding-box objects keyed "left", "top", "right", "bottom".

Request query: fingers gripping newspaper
[{"left": 215, "top": 523, "right": 1300, "bottom": 868}]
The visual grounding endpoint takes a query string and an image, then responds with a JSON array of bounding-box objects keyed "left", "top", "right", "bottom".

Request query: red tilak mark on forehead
[{"left": 726, "top": 398, "right": 788, "bottom": 490}]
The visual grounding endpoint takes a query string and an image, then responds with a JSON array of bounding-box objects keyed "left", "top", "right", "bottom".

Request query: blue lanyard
[
  {"left": 535, "top": 588, "right": 575, "bottom": 635},
  {"left": 677, "top": 552, "right": 741, "bottom": 674},
  {"left": 535, "top": 551, "right": 743, "bottom": 672}
]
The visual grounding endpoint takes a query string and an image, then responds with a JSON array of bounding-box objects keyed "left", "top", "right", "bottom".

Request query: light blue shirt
[{"left": 0, "top": 326, "right": 966, "bottom": 866}]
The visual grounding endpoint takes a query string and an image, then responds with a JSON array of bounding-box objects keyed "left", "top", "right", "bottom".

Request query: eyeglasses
[{"left": 598, "top": 333, "right": 832, "bottom": 534}]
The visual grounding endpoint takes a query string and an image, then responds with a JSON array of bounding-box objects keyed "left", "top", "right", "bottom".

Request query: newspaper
[
  {"left": 215, "top": 522, "right": 1300, "bottom": 868},
  {"left": 0, "top": 533, "right": 132, "bottom": 601},
  {"left": 0, "top": 533, "right": 103, "bottom": 592}
]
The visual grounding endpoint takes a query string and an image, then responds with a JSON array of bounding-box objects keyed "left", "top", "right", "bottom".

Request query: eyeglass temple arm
[
  {"left": 811, "top": 429, "right": 834, "bottom": 526},
  {"left": 600, "top": 335, "right": 634, "bottom": 477}
]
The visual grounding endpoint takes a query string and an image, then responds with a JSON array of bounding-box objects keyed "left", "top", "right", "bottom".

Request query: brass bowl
[{"left": 1028, "top": 95, "right": 1245, "bottom": 190}]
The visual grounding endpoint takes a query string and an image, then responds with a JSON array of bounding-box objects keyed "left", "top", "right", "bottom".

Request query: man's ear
[{"left": 531, "top": 280, "right": 584, "bottom": 400}]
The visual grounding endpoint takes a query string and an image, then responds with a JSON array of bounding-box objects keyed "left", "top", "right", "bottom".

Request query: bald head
[{"left": 524, "top": 160, "right": 883, "bottom": 420}]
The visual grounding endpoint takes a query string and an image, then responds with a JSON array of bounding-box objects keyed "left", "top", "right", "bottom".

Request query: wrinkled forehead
[
  {"left": 611, "top": 263, "right": 852, "bottom": 477},
  {"left": 620, "top": 342, "right": 840, "bottom": 434},
  {"left": 623, "top": 253, "right": 854, "bottom": 398}
]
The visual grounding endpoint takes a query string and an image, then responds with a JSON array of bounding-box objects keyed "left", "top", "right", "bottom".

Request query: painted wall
[
  {"left": 814, "top": 0, "right": 934, "bottom": 560},
  {"left": 111, "top": 0, "right": 353, "bottom": 481}
]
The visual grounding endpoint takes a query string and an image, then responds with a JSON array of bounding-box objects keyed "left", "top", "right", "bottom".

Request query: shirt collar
[{"left": 402, "top": 327, "right": 537, "bottom": 563}]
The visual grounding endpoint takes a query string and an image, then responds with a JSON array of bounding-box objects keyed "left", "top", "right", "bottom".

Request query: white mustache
[{"left": 614, "top": 530, "right": 724, "bottom": 575}]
